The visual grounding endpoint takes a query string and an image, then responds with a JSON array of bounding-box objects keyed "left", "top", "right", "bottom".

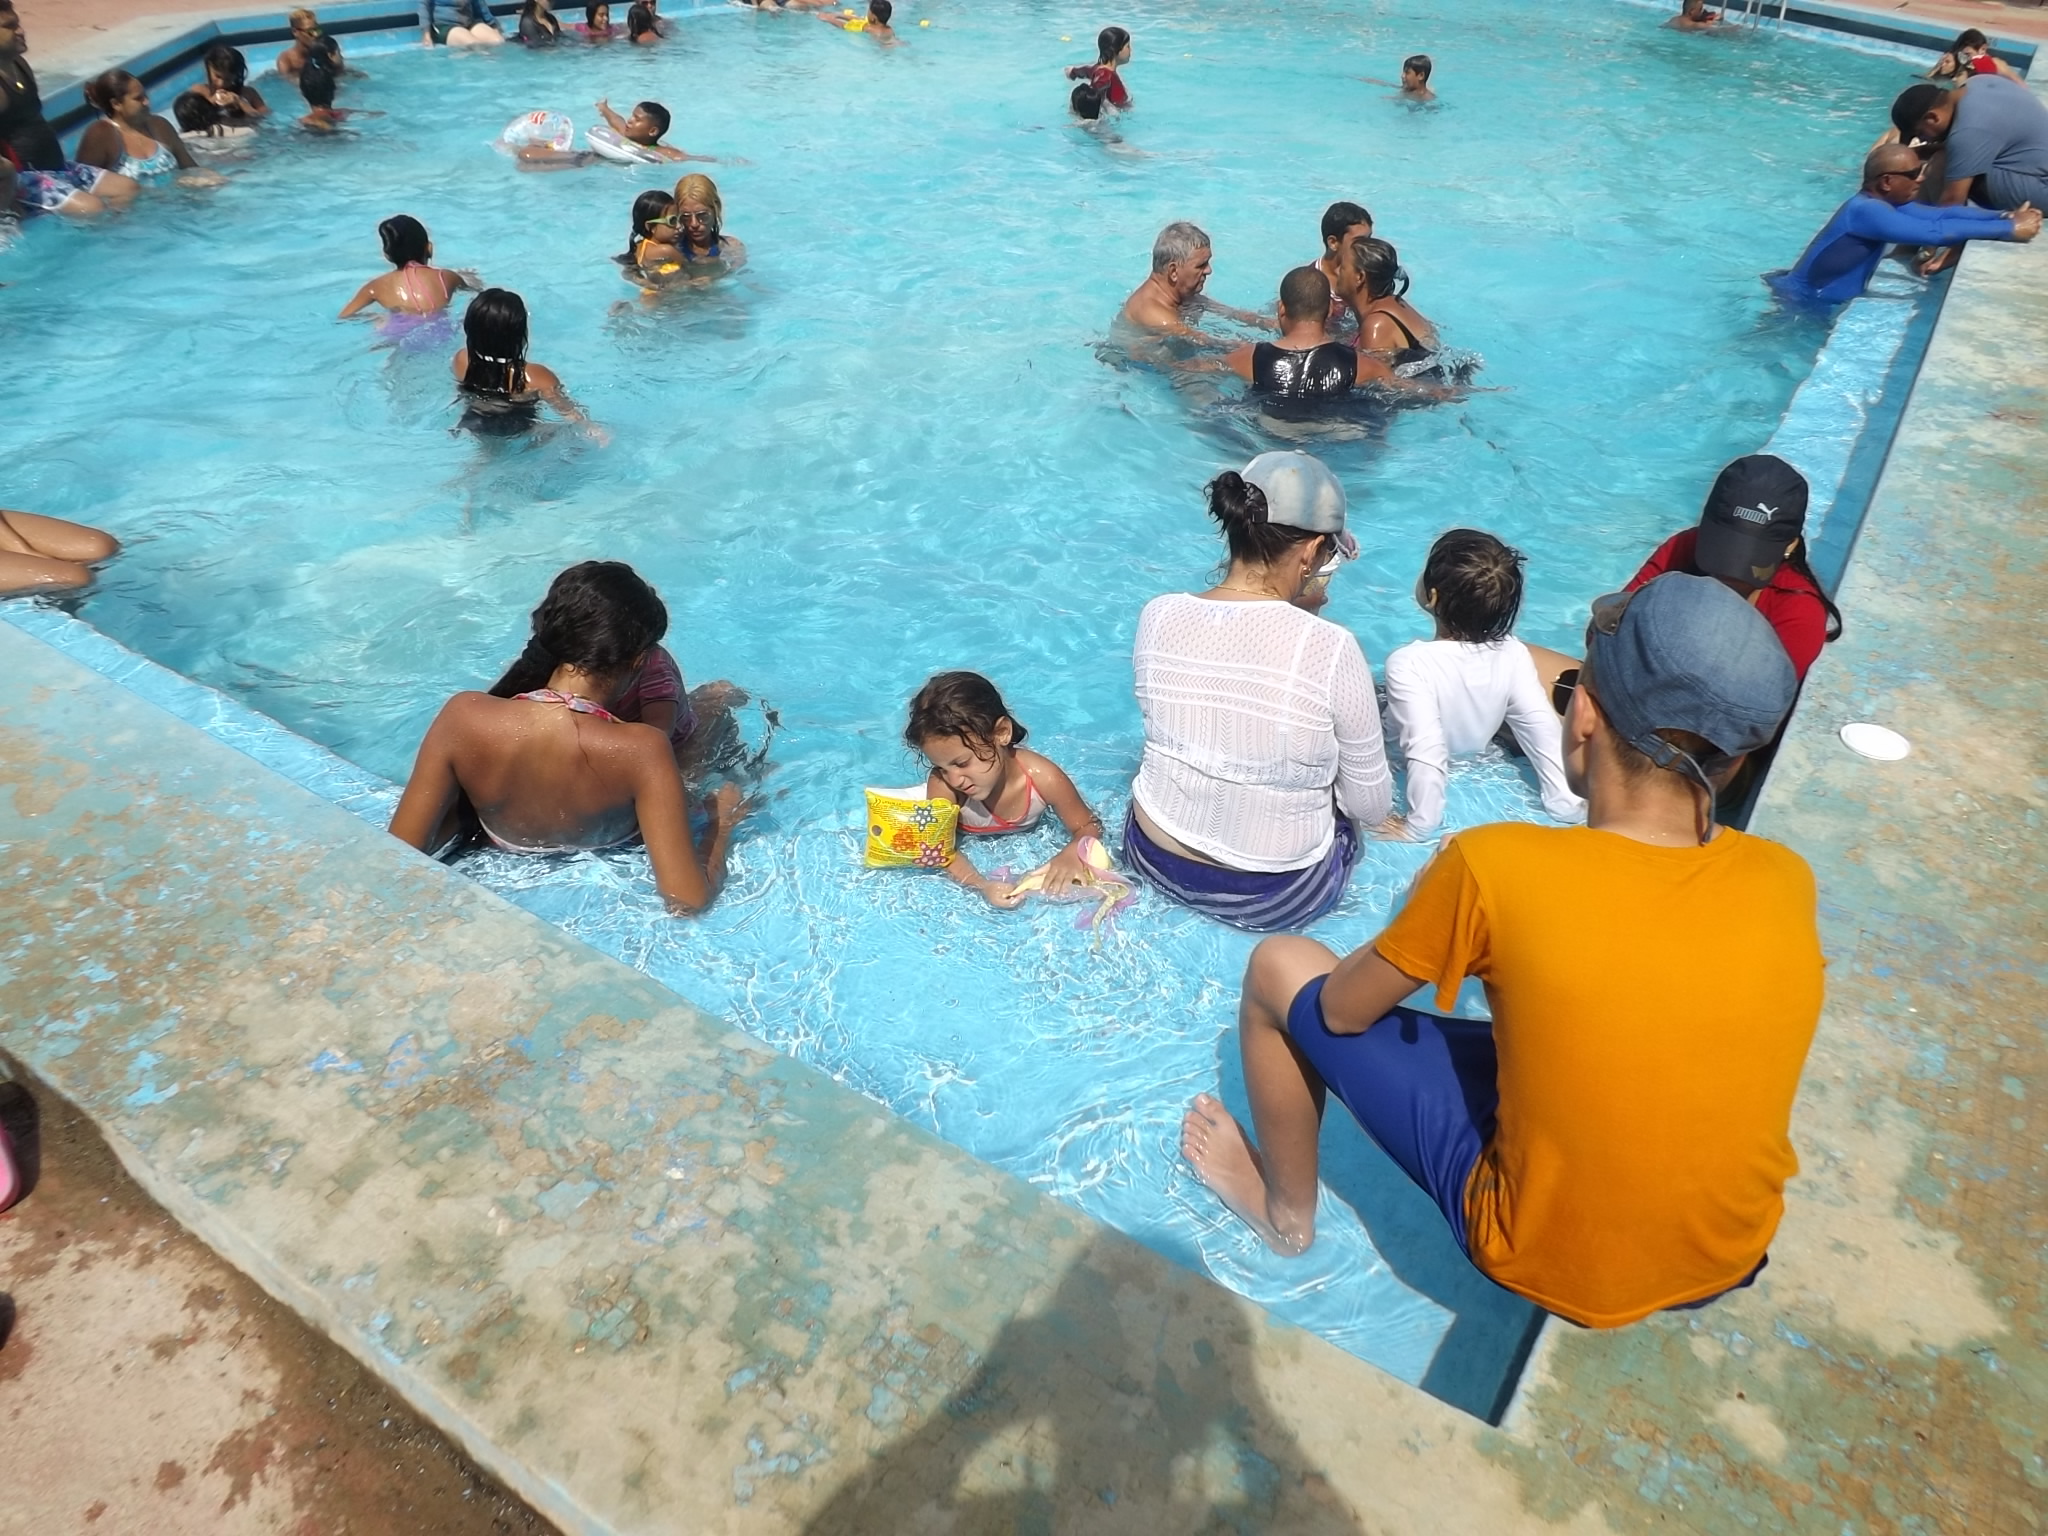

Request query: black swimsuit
[{"left": 1250, "top": 341, "right": 1357, "bottom": 401}]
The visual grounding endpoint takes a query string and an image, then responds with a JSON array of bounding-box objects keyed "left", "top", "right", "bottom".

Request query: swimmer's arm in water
[
  {"left": 1354, "top": 351, "right": 1456, "bottom": 400},
  {"left": 338, "top": 277, "right": 387, "bottom": 318},
  {"left": 1019, "top": 749, "right": 1104, "bottom": 898},
  {"left": 1190, "top": 294, "right": 1275, "bottom": 331},
  {"left": 637, "top": 747, "right": 746, "bottom": 914},
  {"left": 923, "top": 772, "right": 1025, "bottom": 909}
]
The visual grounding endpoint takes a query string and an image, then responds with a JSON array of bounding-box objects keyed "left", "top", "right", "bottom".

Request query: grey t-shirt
[{"left": 1946, "top": 75, "right": 2048, "bottom": 182}]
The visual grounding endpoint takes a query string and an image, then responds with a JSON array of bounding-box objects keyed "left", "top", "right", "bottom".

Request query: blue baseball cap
[{"left": 1584, "top": 573, "right": 1797, "bottom": 786}]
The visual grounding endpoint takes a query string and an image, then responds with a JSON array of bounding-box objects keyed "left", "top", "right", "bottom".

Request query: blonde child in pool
[{"left": 906, "top": 671, "right": 1103, "bottom": 908}]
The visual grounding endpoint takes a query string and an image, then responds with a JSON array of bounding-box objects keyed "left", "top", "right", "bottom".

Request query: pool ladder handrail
[{"left": 1737, "top": 0, "right": 1792, "bottom": 27}]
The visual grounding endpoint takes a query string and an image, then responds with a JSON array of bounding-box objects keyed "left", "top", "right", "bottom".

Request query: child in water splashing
[
  {"left": 1065, "top": 25, "right": 1132, "bottom": 116},
  {"left": 905, "top": 671, "right": 1103, "bottom": 907}
]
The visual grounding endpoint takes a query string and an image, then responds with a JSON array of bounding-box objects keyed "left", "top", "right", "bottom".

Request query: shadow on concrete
[
  {"left": 0, "top": 1066, "right": 42, "bottom": 1200},
  {"left": 800, "top": 1234, "right": 1369, "bottom": 1535}
]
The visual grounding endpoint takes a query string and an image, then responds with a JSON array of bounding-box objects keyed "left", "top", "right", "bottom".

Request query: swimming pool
[{"left": 3, "top": 0, "right": 1928, "bottom": 1413}]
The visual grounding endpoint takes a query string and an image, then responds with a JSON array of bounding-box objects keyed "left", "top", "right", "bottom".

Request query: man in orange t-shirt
[{"left": 1182, "top": 574, "right": 1825, "bottom": 1327}]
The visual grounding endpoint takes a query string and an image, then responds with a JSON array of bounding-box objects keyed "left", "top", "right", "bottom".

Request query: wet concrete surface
[{"left": 0, "top": 1071, "right": 559, "bottom": 1536}]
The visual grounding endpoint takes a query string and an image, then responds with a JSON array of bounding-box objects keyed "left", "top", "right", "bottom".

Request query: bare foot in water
[{"left": 1181, "top": 1093, "right": 1311, "bottom": 1255}]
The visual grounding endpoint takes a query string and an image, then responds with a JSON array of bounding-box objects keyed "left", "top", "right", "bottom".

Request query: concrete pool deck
[{"left": 6, "top": 27, "right": 2047, "bottom": 1536}]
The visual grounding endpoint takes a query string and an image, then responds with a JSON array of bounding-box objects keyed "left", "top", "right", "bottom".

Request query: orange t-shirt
[{"left": 1374, "top": 823, "right": 1824, "bottom": 1328}]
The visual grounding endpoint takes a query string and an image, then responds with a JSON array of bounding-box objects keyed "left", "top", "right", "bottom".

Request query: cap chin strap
[{"left": 1633, "top": 734, "right": 1732, "bottom": 844}]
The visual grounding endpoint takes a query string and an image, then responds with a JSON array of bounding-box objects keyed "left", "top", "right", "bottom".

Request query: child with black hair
[
  {"left": 820, "top": 0, "right": 894, "bottom": 39},
  {"left": 297, "top": 54, "right": 379, "bottom": 131},
  {"left": 339, "top": 214, "right": 479, "bottom": 324},
  {"left": 1363, "top": 53, "right": 1434, "bottom": 101},
  {"left": 1065, "top": 26, "right": 1131, "bottom": 109},
  {"left": 176, "top": 43, "right": 267, "bottom": 127},
  {"left": 1382, "top": 529, "right": 1583, "bottom": 838},
  {"left": 905, "top": 671, "right": 1103, "bottom": 907}
]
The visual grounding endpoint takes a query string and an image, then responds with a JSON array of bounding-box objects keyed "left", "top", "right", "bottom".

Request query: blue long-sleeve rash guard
[{"left": 1770, "top": 193, "right": 2014, "bottom": 306}]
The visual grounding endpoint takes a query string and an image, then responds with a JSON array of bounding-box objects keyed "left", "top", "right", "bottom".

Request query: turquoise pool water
[{"left": 3, "top": 0, "right": 1926, "bottom": 1409}]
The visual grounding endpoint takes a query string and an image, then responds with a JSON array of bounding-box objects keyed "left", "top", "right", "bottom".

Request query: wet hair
[
  {"left": 379, "top": 213, "right": 431, "bottom": 267},
  {"left": 1096, "top": 25, "right": 1130, "bottom": 62},
  {"left": 1404, "top": 53, "right": 1432, "bottom": 81},
  {"left": 520, "top": 0, "right": 562, "bottom": 37},
  {"left": 622, "top": 188, "right": 673, "bottom": 261},
  {"left": 1890, "top": 83, "right": 1947, "bottom": 139},
  {"left": 1348, "top": 236, "right": 1408, "bottom": 301},
  {"left": 84, "top": 69, "right": 142, "bottom": 117},
  {"left": 1947, "top": 27, "right": 1988, "bottom": 52},
  {"left": 1151, "top": 220, "right": 1210, "bottom": 274},
  {"left": 490, "top": 562, "right": 670, "bottom": 697},
  {"left": 634, "top": 99, "right": 671, "bottom": 137},
  {"left": 1206, "top": 470, "right": 1327, "bottom": 569},
  {"left": 671, "top": 172, "right": 723, "bottom": 242},
  {"left": 204, "top": 43, "right": 250, "bottom": 89},
  {"left": 904, "top": 671, "right": 1028, "bottom": 758},
  {"left": 868, "top": 0, "right": 891, "bottom": 23},
  {"left": 1071, "top": 81, "right": 1104, "bottom": 120},
  {"left": 1278, "top": 265, "right": 1332, "bottom": 322},
  {"left": 1421, "top": 529, "right": 1524, "bottom": 644},
  {"left": 626, "top": 2, "right": 657, "bottom": 38},
  {"left": 174, "top": 91, "right": 222, "bottom": 133},
  {"left": 461, "top": 288, "right": 532, "bottom": 399},
  {"left": 585, "top": 1, "right": 610, "bottom": 22},
  {"left": 298, "top": 53, "right": 337, "bottom": 109},
  {"left": 1319, "top": 200, "right": 1372, "bottom": 245}
]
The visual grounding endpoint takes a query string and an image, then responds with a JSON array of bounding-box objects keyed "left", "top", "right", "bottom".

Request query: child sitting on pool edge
[{"left": 906, "top": 671, "right": 1103, "bottom": 908}]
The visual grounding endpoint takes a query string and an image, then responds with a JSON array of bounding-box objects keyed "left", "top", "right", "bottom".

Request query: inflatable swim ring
[
  {"left": 500, "top": 109, "right": 574, "bottom": 152},
  {"left": 585, "top": 123, "right": 664, "bottom": 164}
]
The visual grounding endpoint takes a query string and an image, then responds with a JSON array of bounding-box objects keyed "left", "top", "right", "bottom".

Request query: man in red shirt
[{"left": 1625, "top": 454, "right": 1840, "bottom": 680}]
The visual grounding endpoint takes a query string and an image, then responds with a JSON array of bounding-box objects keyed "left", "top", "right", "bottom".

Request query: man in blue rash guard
[{"left": 1767, "top": 144, "right": 2038, "bottom": 307}]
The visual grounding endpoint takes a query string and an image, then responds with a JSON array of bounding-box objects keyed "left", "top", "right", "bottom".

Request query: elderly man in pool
[{"left": 1120, "top": 220, "right": 1267, "bottom": 342}]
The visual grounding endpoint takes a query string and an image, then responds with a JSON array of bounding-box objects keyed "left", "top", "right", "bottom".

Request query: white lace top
[{"left": 1131, "top": 593, "right": 1392, "bottom": 872}]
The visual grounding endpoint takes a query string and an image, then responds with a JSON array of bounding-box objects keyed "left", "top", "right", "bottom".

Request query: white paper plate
[{"left": 1839, "top": 722, "right": 1910, "bottom": 761}]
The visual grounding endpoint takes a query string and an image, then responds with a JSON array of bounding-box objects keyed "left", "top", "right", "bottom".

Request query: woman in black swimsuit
[
  {"left": 451, "top": 288, "right": 594, "bottom": 437},
  {"left": 1349, "top": 237, "right": 1437, "bottom": 357}
]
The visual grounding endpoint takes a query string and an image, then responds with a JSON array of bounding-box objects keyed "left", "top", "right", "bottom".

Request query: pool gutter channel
[{"left": 4, "top": 7, "right": 2039, "bottom": 1531}]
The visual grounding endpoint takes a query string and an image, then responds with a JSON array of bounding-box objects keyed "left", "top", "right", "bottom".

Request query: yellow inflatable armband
[{"left": 864, "top": 786, "right": 958, "bottom": 868}]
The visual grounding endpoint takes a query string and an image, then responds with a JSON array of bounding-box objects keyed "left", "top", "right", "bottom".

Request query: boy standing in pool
[{"left": 1183, "top": 574, "right": 1824, "bottom": 1329}]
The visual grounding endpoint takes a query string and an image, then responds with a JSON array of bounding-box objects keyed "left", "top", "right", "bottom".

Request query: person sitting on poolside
[
  {"left": 0, "top": 6, "right": 139, "bottom": 218},
  {"left": 340, "top": 213, "right": 479, "bottom": 324},
  {"left": 1120, "top": 221, "right": 1267, "bottom": 340},
  {"left": 1126, "top": 453, "right": 1394, "bottom": 932},
  {"left": 420, "top": 0, "right": 504, "bottom": 45},
  {"left": 390, "top": 561, "right": 749, "bottom": 912},
  {"left": 452, "top": 287, "right": 598, "bottom": 437},
  {"left": 74, "top": 70, "right": 222, "bottom": 188},
  {"left": 1219, "top": 267, "right": 1437, "bottom": 404},
  {"left": 0, "top": 504, "right": 120, "bottom": 596},
  {"left": 1669, "top": 0, "right": 1719, "bottom": 30},
  {"left": 1181, "top": 573, "right": 1818, "bottom": 1332},
  {"left": 1768, "top": 143, "right": 2036, "bottom": 306},
  {"left": 276, "top": 9, "right": 349, "bottom": 82},
  {"left": 175, "top": 44, "right": 268, "bottom": 127},
  {"left": 1624, "top": 454, "right": 1839, "bottom": 682},
  {"left": 1313, "top": 200, "right": 1373, "bottom": 326},
  {"left": 1926, "top": 29, "right": 2022, "bottom": 84},
  {"left": 1891, "top": 77, "right": 2048, "bottom": 227},
  {"left": 819, "top": 0, "right": 895, "bottom": 40}
]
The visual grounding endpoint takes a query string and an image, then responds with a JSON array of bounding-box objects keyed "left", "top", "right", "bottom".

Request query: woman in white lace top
[{"left": 1126, "top": 452, "right": 1393, "bottom": 931}]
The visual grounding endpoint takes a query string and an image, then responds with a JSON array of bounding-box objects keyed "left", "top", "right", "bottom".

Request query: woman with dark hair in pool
[
  {"left": 625, "top": 3, "right": 660, "bottom": 44},
  {"left": 517, "top": 0, "right": 563, "bottom": 44},
  {"left": 74, "top": 70, "right": 221, "bottom": 187},
  {"left": 579, "top": 2, "right": 615, "bottom": 38},
  {"left": 176, "top": 44, "right": 267, "bottom": 127},
  {"left": 389, "top": 561, "right": 749, "bottom": 913},
  {"left": 1348, "top": 237, "right": 1437, "bottom": 356},
  {"left": 340, "top": 214, "right": 478, "bottom": 345},
  {"left": 451, "top": 287, "right": 593, "bottom": 434}
]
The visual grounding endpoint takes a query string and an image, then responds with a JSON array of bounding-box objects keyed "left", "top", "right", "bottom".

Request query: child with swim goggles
[{"left": 904, "top": 671, "right": 1103, "bottom": 908}]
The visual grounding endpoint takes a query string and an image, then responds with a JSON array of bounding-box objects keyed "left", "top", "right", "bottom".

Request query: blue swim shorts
[{"left": 1286, "top": 974, "right": 1498, "bottom": 1251}]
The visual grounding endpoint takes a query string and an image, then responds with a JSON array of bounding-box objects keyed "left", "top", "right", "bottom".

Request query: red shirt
[
  {"left": 1624, "top": 530, "right": 1828, "bottom": 679},
  {"left": 1069, "top": 63, "right": 1130, "bottom": 107}
]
